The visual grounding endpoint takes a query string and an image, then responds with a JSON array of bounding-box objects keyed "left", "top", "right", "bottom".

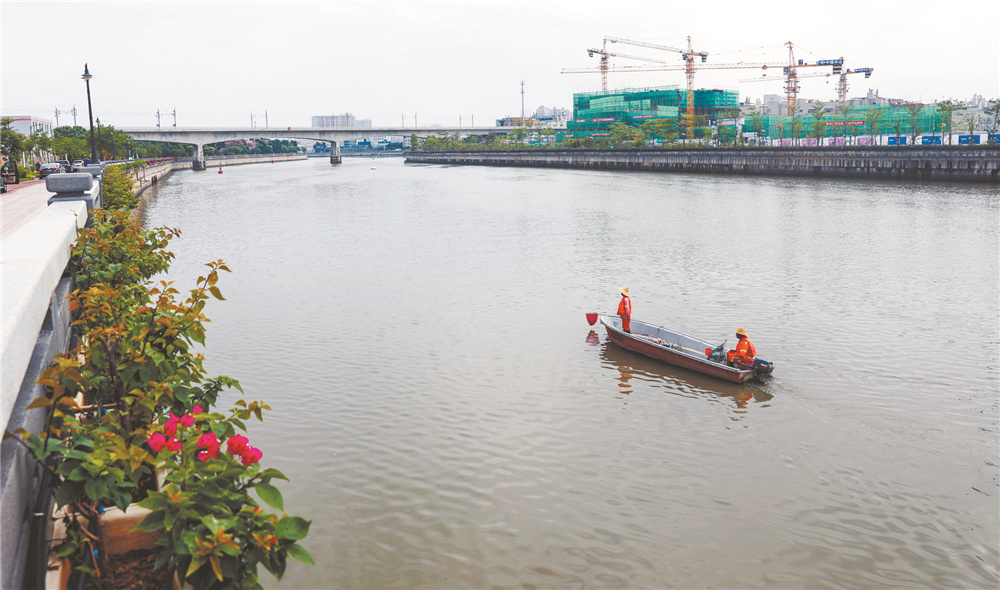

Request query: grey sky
[{"left": 2, "top": 0, "right": 997, "bottom": 128}]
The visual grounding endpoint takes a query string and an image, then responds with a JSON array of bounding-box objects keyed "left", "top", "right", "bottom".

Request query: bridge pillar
[
  {"left": 192, "top": 144, "right": 206, "bottom": 171},
  {"left": 329, "top": 142, "right": 342, "bottom": 165}
]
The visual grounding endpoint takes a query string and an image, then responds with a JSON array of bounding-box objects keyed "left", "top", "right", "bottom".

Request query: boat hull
[{"left": 600, "top": 316, "right": 757, "bottom": 384}]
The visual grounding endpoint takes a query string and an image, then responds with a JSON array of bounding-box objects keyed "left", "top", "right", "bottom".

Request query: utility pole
[
  {"left": 172, "top": 107, "right": 177, "bottom": 127},
  {"left": 54, "top": 107, "right": 61, "bottom": 127},
  {"left": 265, "top": 111, "right": 268, "bottom": 128},
  {"left": 156, "top": 109, "right": 161, "bottom": 128},
  {"left": 71, "top": 105, "right": 78, "bottom": 127},
  {"left": 459, "top": 115, "right": 462, "bottom": 127},
  {"left": 521, "top": 79, "right": 525, "bottom": 124},
  {"left": 250, "top": 111, "right": 254, "bottom": 128},
  {"left": 415, "top": 113, "right": 418, "bottom": 126}
]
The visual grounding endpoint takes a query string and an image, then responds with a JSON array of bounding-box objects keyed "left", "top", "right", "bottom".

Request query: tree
[
  {"left": 937, "top": 100, "right": 957, "bottom": 145},
  {"left": 985, "top": 98, "right": 1000, "bottom": 142},
  {"left": 906, "top": 104, "right": 925, "bottom": 145},
  {"left": 809, "top": 102, "right": 827, "bottom": 144},
  {"left": 864, "top": 107, "right": 885, "bottom": 145},
  {"left": 835, "top": 105, "right": 856, "bottom": 145},
  {"left": 1, "top": 117, "right": 26, "bottom": 164}
]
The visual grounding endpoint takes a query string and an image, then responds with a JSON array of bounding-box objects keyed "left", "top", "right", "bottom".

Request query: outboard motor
[{"left": 752, "top": 358, "right": 774, "bottom": 379}]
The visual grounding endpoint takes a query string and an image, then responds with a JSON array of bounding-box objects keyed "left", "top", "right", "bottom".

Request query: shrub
[{"left": 101, "top": 164, "right": 139, "bottom": 209}]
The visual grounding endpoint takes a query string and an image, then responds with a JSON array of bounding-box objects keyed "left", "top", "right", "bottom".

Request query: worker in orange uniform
[
  {"left": 726, "top": 327, "right": 757, "bottom": 367},
  {"left": 617, "top": 287, "right": 632, "bottom": 333}
]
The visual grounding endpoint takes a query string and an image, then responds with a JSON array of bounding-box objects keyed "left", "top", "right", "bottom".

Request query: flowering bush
[
  {"left": 4, "top": 211, "right": 311, "bottom": 587},
  {"left": 137, "top": 402, "right": 313, "bottom": 589}
]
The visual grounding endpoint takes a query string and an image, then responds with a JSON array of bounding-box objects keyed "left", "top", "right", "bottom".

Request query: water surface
[{"left": 140, "top": 158, "right": 999, "bottom": 588}]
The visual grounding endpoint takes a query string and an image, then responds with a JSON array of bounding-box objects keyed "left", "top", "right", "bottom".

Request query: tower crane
[
  {"left": 743, "top": 67, "right": 873, "bottom": 106},
  {"left": 585, "top": 40, "right": 680, "bottom": 92},
  {"left": 563, "top": 41, "right": 842, "bottom": 138}
]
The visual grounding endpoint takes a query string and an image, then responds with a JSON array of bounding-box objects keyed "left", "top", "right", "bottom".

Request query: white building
[
  {"left": 312, "top": 113, "right": 372, "bottom": 128},
  {"left": 2, "top": 115, "right": 53, "bottom": 137}
]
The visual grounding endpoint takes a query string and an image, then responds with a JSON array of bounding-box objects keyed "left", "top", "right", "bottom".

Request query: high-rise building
[{"left": 311, "top": 113, "right": 372, "bottom": 128}]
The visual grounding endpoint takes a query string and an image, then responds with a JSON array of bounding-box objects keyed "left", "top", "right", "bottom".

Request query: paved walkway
[{"left": 1, "top": 180, "right": 51, "bottom": 240}]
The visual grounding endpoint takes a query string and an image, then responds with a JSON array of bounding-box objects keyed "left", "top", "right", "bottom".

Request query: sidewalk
[{"left": 1, "top": 179, "right": 51, "bottom": 240}]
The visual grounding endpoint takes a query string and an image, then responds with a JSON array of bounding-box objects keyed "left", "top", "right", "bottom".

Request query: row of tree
[{"left": 1, "top": 119, "right": 306, "bottom": 172}]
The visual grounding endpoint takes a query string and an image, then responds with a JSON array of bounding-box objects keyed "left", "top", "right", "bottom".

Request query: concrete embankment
[{"left": 406, "top": 147, "right": 1000, "bottom": 183}]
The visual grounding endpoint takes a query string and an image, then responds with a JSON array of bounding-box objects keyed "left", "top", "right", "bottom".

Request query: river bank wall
[{"left": 406, "top": 147, "right": 1000, "bottom": 183}]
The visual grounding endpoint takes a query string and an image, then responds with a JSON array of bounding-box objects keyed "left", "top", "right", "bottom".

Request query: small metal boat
[{"left": 596, "top": 315, "right": 773, "bottom": 384}]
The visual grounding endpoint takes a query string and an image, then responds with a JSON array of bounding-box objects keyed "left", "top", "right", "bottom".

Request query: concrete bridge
[{"left": 119, "top": 126, "right": 519, "bottom": 169}]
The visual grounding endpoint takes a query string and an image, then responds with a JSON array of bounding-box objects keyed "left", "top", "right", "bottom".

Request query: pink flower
[
  {"left": 165, "top": 437, "right": 182, "bottom": 453},
  {"left": 179, "top": 413, "right": 195, "bottom": 428},
  {"left": 226, "top": 434, "right": 249, "bottom": 456},
  {"left": 197, "top": 450, "right": 210, "bottom": 462},
  {"left": 240, "top": 446, "right": 263, "bottom": 466},
  {"left": 164, "top": 413, "right": 180, "bottom": 437},
  {"left": 147, "top": 433, "right": 167, "bottom": 453},
  {"left": 197, "top": 432, "right": 221, "bottom": 459},
  {"left": 192, "top": 405, "right": 204, "bottom": 414}
]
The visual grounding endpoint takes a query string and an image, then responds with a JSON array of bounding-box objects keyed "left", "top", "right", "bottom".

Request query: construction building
[{"left": 563, "top": 86, "right": 738, "bottom": 140}]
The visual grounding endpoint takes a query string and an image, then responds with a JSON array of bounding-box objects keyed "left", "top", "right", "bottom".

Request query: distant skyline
[{"left": 2, "top": 0, "right": 997, "bottom": 128}]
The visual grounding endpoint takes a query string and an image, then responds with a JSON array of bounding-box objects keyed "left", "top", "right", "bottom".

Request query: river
[{"left": 138, "top": 157, "right": 999, "bottom": 589}]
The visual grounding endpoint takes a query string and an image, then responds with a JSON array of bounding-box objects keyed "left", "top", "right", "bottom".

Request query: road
[{"left": 1, "top": 180, "right": 51, "bottom": 239}]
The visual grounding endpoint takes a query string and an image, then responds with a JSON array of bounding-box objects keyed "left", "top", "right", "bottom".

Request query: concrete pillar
[
  {"left": 192, "top": 144, "right": 206, "bottom": 171},
  {"left": 329, "top": 141, "right": 342, "bottom": 165}
]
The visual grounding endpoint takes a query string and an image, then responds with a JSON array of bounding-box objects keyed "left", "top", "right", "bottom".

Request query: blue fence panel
[
  {"left": 888, "top": 136, "right": 907, "bottom": 146},
  {"left": 922, "top": 136, "right": 942, "bottom": 145},
  {"left": 958, "top": 135, "right": 980, "bottom": 145}
]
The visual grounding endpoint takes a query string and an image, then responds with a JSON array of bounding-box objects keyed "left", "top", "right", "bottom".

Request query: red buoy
[{"left": 218, "top": 165, "right": 223, "bottom": 174}]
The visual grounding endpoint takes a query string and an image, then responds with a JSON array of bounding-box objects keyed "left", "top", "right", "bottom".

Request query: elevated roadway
[{"left": 119, "top": 126, "right": 528, "bottom": 168}]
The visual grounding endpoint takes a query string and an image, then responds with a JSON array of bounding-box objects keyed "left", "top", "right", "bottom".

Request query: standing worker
[
  {"left": 727, "top": 327, "right": 757, "bottom": 366},
  {"left": 617, "top": 287, "right": 632, "bottom": 333}
]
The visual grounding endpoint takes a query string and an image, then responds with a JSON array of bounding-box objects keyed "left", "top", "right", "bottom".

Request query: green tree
[
  {"left": 906, "top": 104, "right": 925, "bottom": 144},
  {"left": 937, "top": 100, "right": 957, "bottom": 145},
  {"left": 1, "top": 117, "right": 26, "bottom": 165},
  {"left": 984, "top": 98, "right": 1000, "bottom": 142},
  {"left": 836, "top": 105, "right": 855, "bottom": 145},
  {"left": 864, "top": 107, "right": 885, "bottom": 145},
  {"left": 809, "top": 102, "right": 827, "bottom": 144}
]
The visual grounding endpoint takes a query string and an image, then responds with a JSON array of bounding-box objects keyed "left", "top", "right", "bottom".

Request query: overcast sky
[{"left": 2, "top": 0, "right": 997, "bottom": 128}]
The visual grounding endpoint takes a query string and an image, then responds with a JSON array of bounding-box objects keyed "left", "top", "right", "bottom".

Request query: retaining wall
[{"left": 406, "top": 147, "right": 1000, "bottom": 183}]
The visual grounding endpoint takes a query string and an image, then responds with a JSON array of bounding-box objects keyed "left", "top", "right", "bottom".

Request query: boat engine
[{"left": 752, "top": 358, "right": 774, "bottom": 378}]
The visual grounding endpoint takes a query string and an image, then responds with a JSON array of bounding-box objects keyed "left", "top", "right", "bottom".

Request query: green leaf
[
  {"left": 53, "top": 481, "right": 84, "bottom": 508},
  {"left": 187, "top": 556, "right": 206, "bottom": 578},
  {"left": 286, "top": 543, "right": 315, "bottom": 565},
  {"left": 255, "top": 483, "right": 284, "bottom": 511},
  {"left": 275, "top": 516, "right": 310, "bottom": 541},
  {"left": 259, "top": 468, "right": 289, "bottom": 482}
]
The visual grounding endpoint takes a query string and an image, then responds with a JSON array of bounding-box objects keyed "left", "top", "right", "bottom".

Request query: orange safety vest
[
  {"left": 727, "top": 336, "right": 757, "bottom": 364},
  {"left": 617, "top": 296, "right": 631, "bottom": 332}
]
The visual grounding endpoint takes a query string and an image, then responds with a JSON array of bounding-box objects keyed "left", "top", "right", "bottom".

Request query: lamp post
[
  {"left": 96, "top": 117, "right": 102, "bottom": 160},
  {"left": 82, "top": 64, "right": 97, "bottom": 162}
]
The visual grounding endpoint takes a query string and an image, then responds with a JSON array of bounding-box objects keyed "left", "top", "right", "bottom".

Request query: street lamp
[
  {"left": 96, "top": 117, "right": 102, "bottom": 160},
  {"left": 82, "top": 64, "right": 97, "bottom": 162}
]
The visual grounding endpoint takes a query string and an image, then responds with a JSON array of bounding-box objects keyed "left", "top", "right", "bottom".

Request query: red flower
[
  {"left": 147, "top": 433, "right": 167, "bottom": 453},
  {"left": 179, "top": 413, "right": 195, "bottom": 428},
  {"left": 240, "top": 446, "right": 263, "bottom": 466},
  {"left": 192, "top": 405, "right": 204, "bottom": 414},
  {"left": 227, "top": 434, "right": 249, "bottom": 456},
  {"left": 165, "top": 437, "right": 182, "bottom": 453},
  {"left": 197, "top": 450, "right": 210, "bottom": 462},
  {"left": 197, "top": 432, "right": 221, "bottom": 459},
  {"left": 164, "top": 413, "right": 180, "bottom": 437}
]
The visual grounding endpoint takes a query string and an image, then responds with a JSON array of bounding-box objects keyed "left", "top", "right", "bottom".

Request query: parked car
[
  {"left": 39, "top": 163, "right": 64, "bottom": 177},
  {"left": 55, "top": 159, "right": 73, "bottom": 172},
  {"left": 72, "top": 160, "right": 83, "bottom": 171}
]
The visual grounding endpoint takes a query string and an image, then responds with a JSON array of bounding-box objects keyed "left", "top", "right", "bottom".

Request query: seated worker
[
  {"left": 726, "top": 327, "right": 756, "bottom": 366},
  {"left": 617, "top": 287, "right": 631, "bottom": 333}
]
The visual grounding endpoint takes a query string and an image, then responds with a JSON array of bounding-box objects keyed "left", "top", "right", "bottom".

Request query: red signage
[
  {"left": 825, "top": 120, "right": 865, "bottom": 126},
  {"left": 592, "top": 117, "right": 616, "bottom": 122}
]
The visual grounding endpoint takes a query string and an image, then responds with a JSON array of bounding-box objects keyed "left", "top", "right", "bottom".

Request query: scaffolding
[
  {"left": 745, "top": 104, "right": 943, "bottom": 140},
  {"left": 567, "top": 86, "right": 739, "bottom": 139}
]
